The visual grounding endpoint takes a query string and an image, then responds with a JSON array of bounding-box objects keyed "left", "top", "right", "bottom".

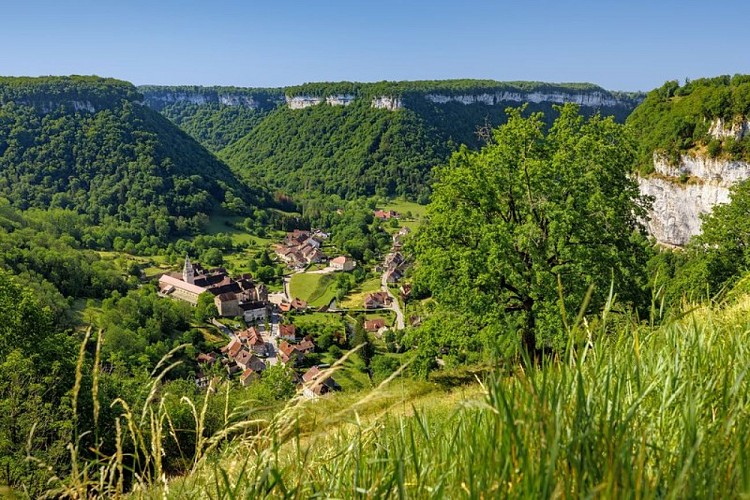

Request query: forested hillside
[
  {"left": 221, "top": 100, "right": 446, "bottom": 201},
  {"left": 0, "top": 76, "right": 270, "bottom": 241},
  {"left": 140, "top": 85, "right": 284, "bottom": 152},
  {"left": 627, "top": 75, "right": 750, "bottom": 171},
  {"left": 144, "top": 80, "right": 642, "bottom": 199}
]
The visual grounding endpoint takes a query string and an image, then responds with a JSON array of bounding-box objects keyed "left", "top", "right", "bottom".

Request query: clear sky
[{"left": 1, "top": 0, "right": 748, "bottom": 92}]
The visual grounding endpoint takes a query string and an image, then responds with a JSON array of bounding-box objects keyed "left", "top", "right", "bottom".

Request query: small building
[
  {"left": 240, "top": 301, "right": 268, "bottom": 323},
  {"left": 278, "top": 341, "right": 304, "bottom": 365},
  {"left": 364, "top": 318, "right": 386, "bottom": 332},
  {"left": 302, "top": 366, "right": 340, "bottom": 398},
  {"left": 290, "top": 298, "right": 308, "bottom": 311},
  {"left": 330, "top": 256, "right": 356, "bottom": 272},
  {"left": 239, "top": 368, "right": 261, "bottom": 387},
  {"left": 296, "top": 337, "right": 316, "bottom": 354},
  {"left": 237, "top": 327, "right": 267, "bottom": 356},
  {"left": 278, "top": 323, "right": 297, "bottom": 341},
  {"left": 196, "top": 352, "right": 218, "bottom": 366},
  {"left": 235, "top": 348, "right": 267, "bottom": 372},
  {"left": 384, "top": 268, "right": 403, "bottom": 284},
  {"left": 364, "top": 291, "right": 392, "bottom": 309},
  {"left": 374, "top": 210, "right": 399, "bottom": 220}
]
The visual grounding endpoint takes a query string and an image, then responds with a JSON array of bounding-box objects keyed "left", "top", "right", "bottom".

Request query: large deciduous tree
[{"left": 412, "top": 105, "right": 651, "bottom": 360}]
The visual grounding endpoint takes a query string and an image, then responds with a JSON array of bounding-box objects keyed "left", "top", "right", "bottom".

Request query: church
[
  {"left": 158, "top": 256, "right": 270, "bottom": 321},
  {"left": 157, "top": 256, "right": 207, "bottom": 305}
]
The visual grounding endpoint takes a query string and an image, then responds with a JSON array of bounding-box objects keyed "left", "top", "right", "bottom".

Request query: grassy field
[
  {"left": 203, "top": 215, "right": 277, "bottom": 247},
  {"left": 381, "top": 199, "right": 428, "bottom": 219},
  {"left": 143, "top": 296, "right": 750, "bottom": 498},
  {"left": 289, "top": 272, "right": 337, "bottom": 307},
  {"left": 70, "top": 298, "right": 102, "bottom": 329},
  {"left": 292, "top": 312, "right": 346, "bottom": 331},
  {"left": 363, "top": 311, "right": 396, "bottom": 327},
  {"left": 339, "top": 277, "right": 382, "bottom": 309}
]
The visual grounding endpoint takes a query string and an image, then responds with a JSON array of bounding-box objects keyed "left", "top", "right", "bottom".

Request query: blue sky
[{"left": 1, "top": 0, "right": 748, "bottom": 91}]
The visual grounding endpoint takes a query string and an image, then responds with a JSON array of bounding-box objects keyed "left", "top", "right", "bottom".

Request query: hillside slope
[
  {"left": 139, "top": 85, "right": 284, "bottom": 152},
  {"left": 143, "top": 80, "right": 643, "bottom": 199},
  {"left": 0, "top": 76, "right": 269, "bottom": 239}
]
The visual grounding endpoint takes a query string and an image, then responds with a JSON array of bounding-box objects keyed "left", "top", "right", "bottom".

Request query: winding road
[{"left": 381, "top": 273, "right": 405, "bottom": 330}]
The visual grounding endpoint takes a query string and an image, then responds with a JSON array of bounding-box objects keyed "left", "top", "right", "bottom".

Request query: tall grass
[
  {"left": 169, "top": 300, "right": 750, "bottom": 498},
  {"left": 36, "top": 297, "right": 750, "bottom": 498}
]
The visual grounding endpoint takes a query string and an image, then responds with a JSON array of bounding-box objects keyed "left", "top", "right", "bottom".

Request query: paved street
[
  {"left": 381, "top": 272, "right": 405, "bottom": 330},
  {"left": 258, "top": 312, "right": 281, "bottom": 365}
]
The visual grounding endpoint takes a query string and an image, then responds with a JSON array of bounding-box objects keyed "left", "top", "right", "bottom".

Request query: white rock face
[
  {"left": 371, "top": 96, "right": 402, "bottom": 110},
  {"left": 708, "top": 117, "right": 750, "bottom": 140},
  {"left": 19, "top": 100, "right": 98, "bottom": 113},
  {"left": 286, "top": 95, "right": 324, "bottom": 109},
  {"left": 422, "top": 91, "right": 626, "bottom": 107},
  {"left": 146, "top": 92, "right": 263, "bottom": 108},
  {"left": 219, "top": 95, "right": 258, "bottom": 107},
  {"left": 325, "top": 94, "right": 355, "bottom": 106},
  {"left": 639, "top": 154, "right": 750, "bottom": 246}
]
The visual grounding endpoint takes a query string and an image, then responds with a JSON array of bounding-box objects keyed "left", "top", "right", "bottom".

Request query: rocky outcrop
[
  {"left": 139, "top": 87, "right": 285, "bottom": 111},
  {"left": 285, "top": 94, "right": 356, "bottom": 109},
  {"left": 286, "top": 95, "right": 324, "bottom": 109},
  {"left": 708, "top": 117, "right": 750, "bottom": 140},
  {"left": 639, "top": 154, "right": 750, "bottom": 246},
  {"left": 16, "top": 100, "right": 99, "bottom": 113},
  {"left": 370, "top": 96, "right": 402, "bottom": 110},
  {"left": 423, "top": 91, "right": 630, "bottom": 108},
  {"left": 148, "top": 92, "right": 261, "bottom": 108},
  {"left": 325, "top": 94, "right": 355, "bottom": 106}
]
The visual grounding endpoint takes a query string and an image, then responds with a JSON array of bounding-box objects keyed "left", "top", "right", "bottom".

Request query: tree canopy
[{"left": 412, "top": 104, "right": 651, "bottom": 362}]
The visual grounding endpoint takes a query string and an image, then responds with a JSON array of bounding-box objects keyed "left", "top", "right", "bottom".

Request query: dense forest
[
  {"left": 143, "top": 80, "right": 642, "bottom": 200},
  {"left": 0, "top": 76, "right": 271, "bottom": 243},
  {"left": 627, "top": 74, "right": 750, "bottom": 171}
]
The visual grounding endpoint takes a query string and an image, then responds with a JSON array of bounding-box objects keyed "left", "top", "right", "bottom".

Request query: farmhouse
[
  {"left": 278, "top": 323, "right": 297, "bottom": 341},
  {"left": 374, "top": 210, "right": 399, "bottom": 220},
  {"left": 364, "top": 318, "right": 386, "bottom": 332},
  {"left": 330, "top": 255, "right": 356, "bottom": 271},
  {"left": 364, "top": 291, "right": 392, "bottom": 309},
  {"left": 302, "top": 365, "right": 340, "bottom": 398}
]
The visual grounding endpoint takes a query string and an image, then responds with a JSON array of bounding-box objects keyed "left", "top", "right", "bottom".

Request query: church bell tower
[{"left": 183, "top": 254, "right": 195, "bottom": 284}]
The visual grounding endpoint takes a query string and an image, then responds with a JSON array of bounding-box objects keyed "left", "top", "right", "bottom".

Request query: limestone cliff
[
  {"left": 639, "top": 154, "right": 750, "bottom": 246},
  {"left": 139, "top": 86, "right": 284, "bottom": 111}
]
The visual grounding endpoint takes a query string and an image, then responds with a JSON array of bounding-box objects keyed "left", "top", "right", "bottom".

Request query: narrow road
[
  {"left": 259, "top": 312, "right": 281, "bottom": 366},
  {"left": 381, "top": 273, "right": 405, "bottom": 330}
]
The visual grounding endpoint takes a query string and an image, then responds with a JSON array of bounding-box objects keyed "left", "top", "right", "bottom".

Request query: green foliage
[
  {"left": 0, "top": 270, "right": 77, "bottom": 493},
  {"left": 412, "top": 105, "right": 652, "bottom": 358},
  {"left": 0, "top": 199, "right": 133, "bottom": 323},
  {"left": 194, "top": 292, "right": 218, "bottom": 323},
  {"left": 188, "top": 309, "right": 750, "bottom": 498},
  {"left": 220, "top": 100, "right": 444, "bottom": 200},
  {"left": 98, "top": 286, "right": 196, "bottom": 374},
  {"left": 0, "top": 76, "right": 271, "bottom": 242},
  {"left": 0, "top": 75, "right": 141, "bottom": 109},
  {"left": 370, "top": 355, "right": 400, "bottom": 383},
  {"left": 627, "top": 74, "right": 750, "bottom": 170},
  {"left": 251, "top": 363, "right": 297, "bottom": 402},
  {"left": 158, "top": 103, "right": 271, "bottom": 152},
  {"left": 205, "top": 81, "right": 640, "bottom": 200}
]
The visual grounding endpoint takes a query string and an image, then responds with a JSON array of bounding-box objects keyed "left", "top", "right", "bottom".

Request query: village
[{"left": 157, "top": 208, "right": 414, "bottom": 398}]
